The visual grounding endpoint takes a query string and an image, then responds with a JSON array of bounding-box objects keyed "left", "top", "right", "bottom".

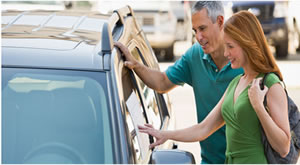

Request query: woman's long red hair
[{"left": 224, "top": 11, "right": 283, "bottom": 80}]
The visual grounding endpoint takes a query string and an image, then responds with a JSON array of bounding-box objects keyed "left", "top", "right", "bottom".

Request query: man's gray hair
[{"left": 192, "top": 1, "right": 224, "bottom": 23}]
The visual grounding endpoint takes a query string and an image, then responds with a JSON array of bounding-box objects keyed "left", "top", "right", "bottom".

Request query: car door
[
  {"left": 121, "top": 65, "right": 150, "bottom": 163},
  {"left": 120, "top": 40, "right": 178, "bottom": 161},
  {"left": 129, "top": 44, "right": 173, "bottom": 121}
]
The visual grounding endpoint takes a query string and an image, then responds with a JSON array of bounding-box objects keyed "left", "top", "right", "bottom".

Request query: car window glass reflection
[
  {"left": 2, "top": 70, "right": 113, "bottom": 164},
  {"left": 122, "top": 67, "right": 148, "bottom": 162},
  {"left": 131, "top": 48, "right": 162, "bottom": 129}
]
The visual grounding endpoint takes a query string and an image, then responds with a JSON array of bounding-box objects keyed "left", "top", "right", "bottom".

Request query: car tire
[
  {"left": 275, "top": 41, "right": 288, "bottom": 58},
  {"left": 164, "top": 44, "right": 174, "bottom": 61}
]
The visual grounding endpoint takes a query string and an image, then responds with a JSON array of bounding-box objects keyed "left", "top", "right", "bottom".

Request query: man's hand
[
  {"left": 114, "top": 41, "right": 175, "bottom": 93},
  {"left": 114, "top": 41, "right": 139, "bottom": 69}
]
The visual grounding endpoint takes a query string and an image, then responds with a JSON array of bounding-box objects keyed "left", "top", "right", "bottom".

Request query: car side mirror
[{"left": 150, "top": 149, "right": 195, "bottom": 164}]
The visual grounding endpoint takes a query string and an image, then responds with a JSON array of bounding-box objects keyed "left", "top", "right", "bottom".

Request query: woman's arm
[
  {"left": 138, "top": 89, "right": 227, "bottom": 149},
  {"left": 248, "top": 78, "right": 290, "bottom": 157}
]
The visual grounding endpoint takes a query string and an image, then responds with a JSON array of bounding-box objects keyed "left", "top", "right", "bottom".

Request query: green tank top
[{"left": 221, "top": 73, "right": 280, "bottom": 164}]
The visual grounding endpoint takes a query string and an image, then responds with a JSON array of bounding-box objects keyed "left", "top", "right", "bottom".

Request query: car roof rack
[
  {"left": 100, "top": 5, "right": 134, "bottom": 70},
  {"left": 1, "top": 11, "right": 29, "bottom": 31}
]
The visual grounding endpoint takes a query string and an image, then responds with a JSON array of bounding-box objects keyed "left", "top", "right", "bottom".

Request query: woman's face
[{"left": 224, "top": 33, "right": 246, "bottom": 69}]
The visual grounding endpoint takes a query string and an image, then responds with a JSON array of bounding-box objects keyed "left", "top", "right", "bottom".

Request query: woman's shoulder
[
  {"left": 228, "top": 74, "right": 243, "bottom": 88},
  {"left": 264, "top": 73, "right": 281, "bottom": 88}
]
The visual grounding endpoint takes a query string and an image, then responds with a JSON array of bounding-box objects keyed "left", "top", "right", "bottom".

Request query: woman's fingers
[
  {"left": 149, "top": 140, "right": 162, "bottom": 149},
  {"left": 144, "top": 123, "right": 154, "bottom": 128},
  {"left": 138, "top": 125, "right": 146, "bottom": 129},
  {"left": 138, "top": 124, "right": 154, "bottom": 130},
  {"left": 138, "top": 124, "right": 166, "bottom": 149},
  {"left": 138, "top": 124, "right": 154, "bottom": 136},
  {"left": 248, "top": 77, "right": 269, "bottom": 111},
  {"left": 251, "top": 77, "right": 260, "bottom": 88}
]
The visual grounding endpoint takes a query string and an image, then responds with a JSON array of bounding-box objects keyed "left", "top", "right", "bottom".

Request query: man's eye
[{"left": 199, "top": 27, "right": 205, "bottom": 31}]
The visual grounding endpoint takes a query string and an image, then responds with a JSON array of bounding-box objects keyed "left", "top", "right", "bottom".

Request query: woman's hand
[
  {"left": 138, "top": 124, "right": 168, "bottom": 149},
  {"left": 248, "top": 77, "right": 269, "bottom": 111},
  {"left": 249, "top": 77, "right": 291, "bottom": 157}
]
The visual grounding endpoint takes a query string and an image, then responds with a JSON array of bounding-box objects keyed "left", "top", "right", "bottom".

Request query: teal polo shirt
[{"left": 166, "top": 43, "right": 244, "bottom": 164}]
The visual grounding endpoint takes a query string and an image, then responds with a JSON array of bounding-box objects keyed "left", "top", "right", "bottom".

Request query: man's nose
[
  {"left": 196, "top": 32, "right": 203, "bottom": 43},
  {"left": 196, "top": 32, "right": 203, "bottom": 41}
]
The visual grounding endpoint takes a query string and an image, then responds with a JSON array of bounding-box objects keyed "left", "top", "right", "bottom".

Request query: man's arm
[{"left": 114, "top": 42, "right": 176, "bottom": 93}]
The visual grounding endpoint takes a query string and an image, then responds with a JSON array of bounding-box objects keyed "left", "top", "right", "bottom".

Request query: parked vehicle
[
  {"left": 1, "top": 6, "right": 195, "bottom": 164},
  {"left": 91, "top": 1, "right": 189, "bottom": 61},
  {"left": 171, "top": 1, "right": 193, "bottom": 43},
  {"left": 232, "top": 1, "right": 300, "bottom": 58},
  {"left": 132, "top": 1, "right": 177, "bottom": 61}
]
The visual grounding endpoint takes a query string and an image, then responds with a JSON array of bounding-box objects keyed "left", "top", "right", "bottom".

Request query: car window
[
  {"left": 2, "top": 68, "right": 113, "bottom": 164},
  {"left": 130, "top": 47, "right": 162, "bottom": 129},
  {"left": 121, "top": 67, "right": 150, "bottom": 163}
]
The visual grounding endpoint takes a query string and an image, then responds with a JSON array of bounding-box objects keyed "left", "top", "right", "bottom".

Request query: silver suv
[{"left": 2, "top": 6, "right": 195, "bottom": 164}]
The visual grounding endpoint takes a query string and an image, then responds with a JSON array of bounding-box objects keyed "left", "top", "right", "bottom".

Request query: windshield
[{"left": 2, "top": 68, "right": 113, "bottom": 164}]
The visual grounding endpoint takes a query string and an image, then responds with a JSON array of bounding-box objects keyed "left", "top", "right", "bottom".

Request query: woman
[{"left": 138, "top": 11, "right": 291, "bottom": 164}]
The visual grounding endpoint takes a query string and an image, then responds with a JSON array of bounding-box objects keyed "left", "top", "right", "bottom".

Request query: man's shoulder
[
  {"left": 225, "top": 67, "right": 244, "bottom": 80},
  {"left": 180, "top": 43, "right": 205, "bottom": 63}
]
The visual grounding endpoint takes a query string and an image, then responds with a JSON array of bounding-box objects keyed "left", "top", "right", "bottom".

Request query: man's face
[{"left": 192, "top": 9, "right": 223, "bottom": 54}]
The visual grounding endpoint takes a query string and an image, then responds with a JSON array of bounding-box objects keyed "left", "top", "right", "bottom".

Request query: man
[{"left": 115, "top": 1, "right": 243, "bottom": 164}]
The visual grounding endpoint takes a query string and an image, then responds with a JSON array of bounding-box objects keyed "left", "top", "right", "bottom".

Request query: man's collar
[
  {"left": 203, "top": 53, "right": 233, "bottom": 71},
  {"left": 202, "top": 53, "right": 211, "bottom": 61},
  {"left": 203, "top": 53, "right": 217, "bottom": 68}
]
